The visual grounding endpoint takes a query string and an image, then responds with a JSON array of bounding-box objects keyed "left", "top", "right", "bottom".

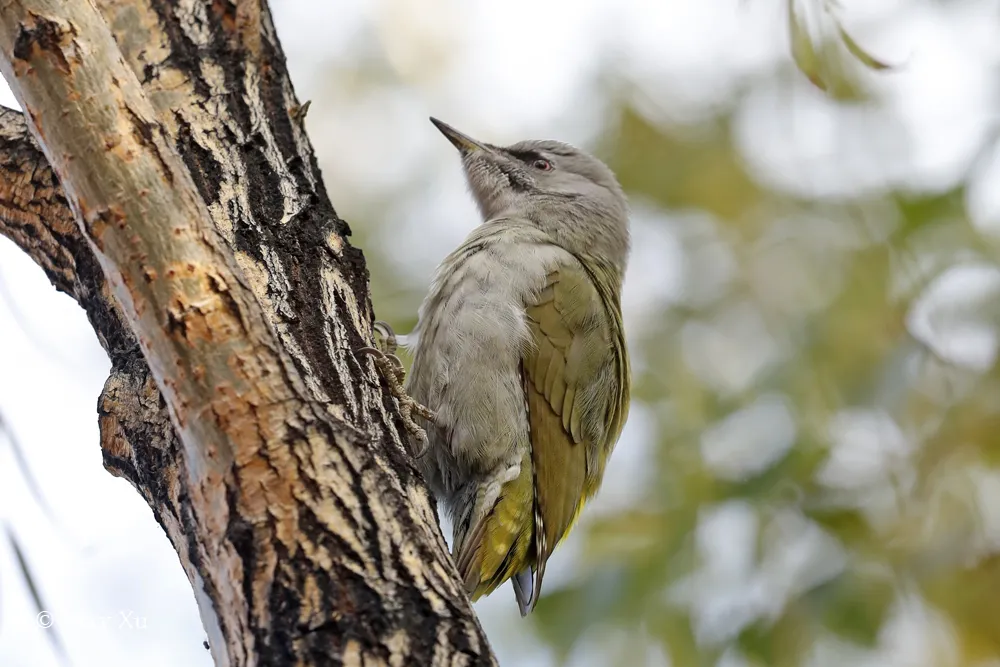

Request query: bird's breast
[{"left": 405, "top": 237, "right": 574, "bottom": 493}]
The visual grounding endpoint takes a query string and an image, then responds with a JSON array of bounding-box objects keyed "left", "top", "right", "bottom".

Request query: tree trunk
[{"left": 0, "top": 1, "right": 495, "bottom": 665}]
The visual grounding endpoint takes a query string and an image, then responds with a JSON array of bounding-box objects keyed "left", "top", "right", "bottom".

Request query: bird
[{"left": 377, "top": 117, "right": 631, "bottom": 616}]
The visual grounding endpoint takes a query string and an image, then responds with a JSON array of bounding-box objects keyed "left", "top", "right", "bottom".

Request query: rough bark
[{"left": 0, "top": 1, "right": 495, "bottom": 665}]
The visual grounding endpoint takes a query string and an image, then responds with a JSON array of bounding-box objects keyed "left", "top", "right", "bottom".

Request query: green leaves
[
  {"left": 788, "top": 0, "right": 827, "bottom": 91},
  {"left": 809, "top": 569, "right": 896, "bottom": 647},
  {"left": 787, "top": 0, "right": 894, "bottom": 98},
  {"left": 837, "top": 25, "right": 892, "bottom": 72}
]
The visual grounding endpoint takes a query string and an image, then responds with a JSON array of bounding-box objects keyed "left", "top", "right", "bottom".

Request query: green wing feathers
[
  {"left": 523, "top": 261, "right": 630, "bottom": 608},
  {"left": 452, "top": 258, "right": 629, "bottom": 611}
]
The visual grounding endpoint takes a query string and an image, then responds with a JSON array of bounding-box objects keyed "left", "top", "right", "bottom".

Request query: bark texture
[{"left": 0, "top": 1, "right": 495, "bottom": 665}]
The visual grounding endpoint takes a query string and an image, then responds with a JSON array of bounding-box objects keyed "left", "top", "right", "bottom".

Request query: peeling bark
[{"left": 0, "top": 1, "right": 495, "bottom": 665}]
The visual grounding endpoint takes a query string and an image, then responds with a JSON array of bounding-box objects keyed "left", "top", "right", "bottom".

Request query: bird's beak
[{"left": 430, "top": 117, "right": 488, "bottom": 154}]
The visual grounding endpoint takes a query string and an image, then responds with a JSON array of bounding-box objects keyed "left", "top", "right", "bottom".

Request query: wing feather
[{"left": 522, "top": 260, "right": 628, "bottom": 610}]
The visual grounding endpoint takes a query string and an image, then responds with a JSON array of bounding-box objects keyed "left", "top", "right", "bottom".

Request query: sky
[{"left": 2, "top": 0, "right": 1000, "bottom": 666}]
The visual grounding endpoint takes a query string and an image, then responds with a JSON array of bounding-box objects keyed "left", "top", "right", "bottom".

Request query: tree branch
[
  {"left": 0, "top": 1, "right": 494, "bottom": 664},
  {"left": 0, "top": 105, "right": 78, "bottom": 295},
  {"left": 0, "top": 104, "right": 142, "bottom": 367},
  {"left": 0, "top": 106, "right": 195, "bottom": 590}
]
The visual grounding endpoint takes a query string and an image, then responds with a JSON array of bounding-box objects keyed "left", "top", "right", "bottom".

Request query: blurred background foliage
[
  {"left": 302, "top": 0, "right": 1000, "bottom": 664},
  {"left": 5, "top": 0, "right": 1000, "bottom": 665}
]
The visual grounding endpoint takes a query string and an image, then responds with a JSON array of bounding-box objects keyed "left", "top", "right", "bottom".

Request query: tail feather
[
  {"left": 511, "top": 568, "right": 534, "bottom": 617},
  {"left": 452, "top": 452, "right": 535, "bottom": 602},
  {"left": 454, "top": 511, "right": 490, "bottom": 594}
]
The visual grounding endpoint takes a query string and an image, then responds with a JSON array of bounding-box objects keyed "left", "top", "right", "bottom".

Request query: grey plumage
[{"left": 404, "top": 118, "right": 631, "bottom": 613}]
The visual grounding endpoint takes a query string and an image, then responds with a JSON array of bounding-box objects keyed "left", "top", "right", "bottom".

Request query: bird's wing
[{"left": 523, "top": 258, "right": 629, "bottom": 609}]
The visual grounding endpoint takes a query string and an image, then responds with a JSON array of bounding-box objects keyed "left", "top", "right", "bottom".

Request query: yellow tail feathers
[{"left": 454, "top": 452, "right": 536, "bottom": 601}]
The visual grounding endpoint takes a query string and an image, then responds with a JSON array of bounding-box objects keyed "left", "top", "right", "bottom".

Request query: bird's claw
[
  {"left": 373, "top": 320, "right": 398, "bottom": 356},
  {"left": 359, "top": 321, "right": 436, "bottom": 458}
]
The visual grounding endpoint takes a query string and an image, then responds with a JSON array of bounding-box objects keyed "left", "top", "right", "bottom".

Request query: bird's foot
[{"left": 357, "top": 321, "right": 436, "bottom": 458}]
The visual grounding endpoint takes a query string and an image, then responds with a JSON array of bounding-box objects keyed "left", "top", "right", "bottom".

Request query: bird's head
[{"left": 430, "top": 117, "right": 630, "bottom": 272}]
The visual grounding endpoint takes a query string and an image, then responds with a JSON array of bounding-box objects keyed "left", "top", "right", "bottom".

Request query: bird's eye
[{"left": 533, "top": 158, "right": 553, "bottom": 171}]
